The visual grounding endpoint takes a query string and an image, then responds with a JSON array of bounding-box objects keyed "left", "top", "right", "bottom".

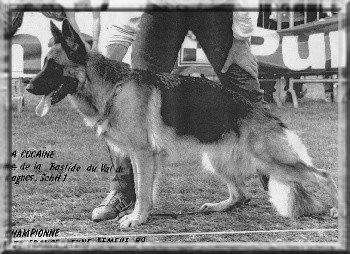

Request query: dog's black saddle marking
[
  {"left": 136, "top": 71, "right": 257, "bottom": 143},
  {"left": 99, "top": 61, "right": 286, "bottom": 144}
]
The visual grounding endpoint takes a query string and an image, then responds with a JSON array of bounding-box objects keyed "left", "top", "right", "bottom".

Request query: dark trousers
[
  {"left": 110, "top": 10, "right": 262, "bottom": 194},
  {"left": 132, "top": 11, "right": 261, "bottom": 100}
]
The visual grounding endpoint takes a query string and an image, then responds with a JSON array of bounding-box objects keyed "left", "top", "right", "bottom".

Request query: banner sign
[{"left": 178, "top": 18, "right": 345, "bottom": 76}]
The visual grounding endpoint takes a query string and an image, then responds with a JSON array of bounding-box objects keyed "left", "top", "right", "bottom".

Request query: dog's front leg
[{"left": 119, "top": 150, "right": 155, "bottom": 228}]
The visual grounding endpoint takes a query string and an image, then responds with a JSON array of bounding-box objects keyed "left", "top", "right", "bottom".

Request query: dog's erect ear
[
  {"left": 50, "top": 20, "right": 63, "bottom": 44},
  {"left": 61, "top": 19, "right": 87, "bottom": 64}
]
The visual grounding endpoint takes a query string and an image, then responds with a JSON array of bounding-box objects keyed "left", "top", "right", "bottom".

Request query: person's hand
[
  {"left": 221, "top": 39, "right": 258, "bottom": 80},
  {"left": 187, "top": 30, "right": 196, "bottom": 41}
]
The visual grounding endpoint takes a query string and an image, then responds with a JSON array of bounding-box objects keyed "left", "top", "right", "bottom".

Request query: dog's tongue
[{"left": 35, "top": 95, "right": 51, "bottom": 117}]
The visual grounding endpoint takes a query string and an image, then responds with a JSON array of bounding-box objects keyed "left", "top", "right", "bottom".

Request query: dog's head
[{"left": 26, "top": 19, "right": 87, "bottom": 117}]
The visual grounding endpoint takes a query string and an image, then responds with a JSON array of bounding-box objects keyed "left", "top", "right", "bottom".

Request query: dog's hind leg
[
  {"left": 306, "top": 166, "right": 338, "bottom": 218},
  {"left": 256, "top": 129, "right": 338, "bottom": 218},
  {"left": 199, "top": 152, "right": 251, "bottom": 212},
  {"left": 199, "top": 174, "right": 250, "bottom": 212},
  {"left": 268, "top": 163, "right": 338, "bottom": 218}
]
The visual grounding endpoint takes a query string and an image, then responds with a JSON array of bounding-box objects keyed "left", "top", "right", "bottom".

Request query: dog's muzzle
[
  {"left": 26, "top": 82, "right": 39, "bottom": 95},
  {"left": 26, "top": 76, "right": 78, "bottom": 117}
]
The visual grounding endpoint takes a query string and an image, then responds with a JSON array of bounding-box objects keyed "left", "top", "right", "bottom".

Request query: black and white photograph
[{"left": 0, "top": 0, "right": 349, "bottom": 251}]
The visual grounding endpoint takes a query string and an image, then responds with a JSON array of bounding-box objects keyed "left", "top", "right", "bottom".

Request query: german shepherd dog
[{"left": 27, "top": 20, "right": 338, "bottom": 228}]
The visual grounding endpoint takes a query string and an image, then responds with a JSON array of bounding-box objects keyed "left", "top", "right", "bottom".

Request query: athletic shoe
[{"left": 92, "top": 190, "right": 135, "bottom": 222}]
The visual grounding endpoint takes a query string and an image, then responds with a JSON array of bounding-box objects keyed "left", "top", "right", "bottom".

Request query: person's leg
[
  {"left": 132, "top": 11, "right": 188, "bottom": 72},
  {"left": 92, "top": 155, "right": 136, "bottom": 222},
  {"left": 189, "top": 11, "right": 269, "bottom": 189},
  {"left": 189, "top": 11, "right": 263, "bottom": 102}
]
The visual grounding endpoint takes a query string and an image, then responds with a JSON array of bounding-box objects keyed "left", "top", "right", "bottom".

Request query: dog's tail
[{"left": 268, "top": 177, "right": 322, "bottom": 217}]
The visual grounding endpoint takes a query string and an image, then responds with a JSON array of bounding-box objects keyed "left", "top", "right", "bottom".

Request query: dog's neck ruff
[
  {"left": 70, "top": 53, "right": 132, "bottom": 116},
  {"left": 87, "top": 53, "right": 131, "bottom": 85},
  {"left": 92, "top": 83, "right": 124, "bottom": 136},
  {"left": 69, "top": 56, "right": 128, "bottom": 134}
]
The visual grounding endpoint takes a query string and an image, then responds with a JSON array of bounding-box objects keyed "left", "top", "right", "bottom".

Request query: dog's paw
[
  {"left": 118, "top": 212, "right": 146, "bottom": 228},
  {"left": 199, "top": 203, "right": 221, "bottom": 212},
  {"left": 330, "top": 207, "right": 338, "bottom": 218},
  {"left": 200, "top": 198, "right": 250, "bottom": 212}
]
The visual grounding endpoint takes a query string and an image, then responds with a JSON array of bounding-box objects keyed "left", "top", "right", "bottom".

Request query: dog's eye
[
  {"left": 52, "top": 64, "right": 60, "bottom": 71},
  {"left": 47, "top": 59, "right": 63, "bottom": 73}
]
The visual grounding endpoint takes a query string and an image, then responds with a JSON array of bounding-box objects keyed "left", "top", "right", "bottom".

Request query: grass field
[{"left": 11, "top": 90, "right": 339, "bottom": 243}]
